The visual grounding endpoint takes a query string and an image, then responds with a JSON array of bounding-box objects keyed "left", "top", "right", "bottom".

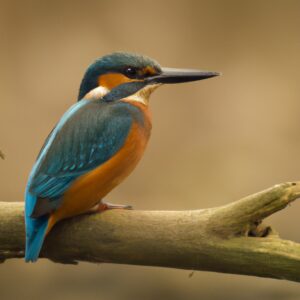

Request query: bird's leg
[{"left": 90, "top": 200, "right": 133, "bottom": 213}]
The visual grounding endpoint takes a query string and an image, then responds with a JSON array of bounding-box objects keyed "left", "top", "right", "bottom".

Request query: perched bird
[{"left": 25, "top": 52, "right": 219, "bottom": 262}]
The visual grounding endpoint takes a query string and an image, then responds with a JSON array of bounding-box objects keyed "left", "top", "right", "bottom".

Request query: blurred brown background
[{"left": 1, "top": 0, "right": 300, "bottom": 299}]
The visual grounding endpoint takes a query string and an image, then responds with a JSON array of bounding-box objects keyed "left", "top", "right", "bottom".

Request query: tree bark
[{"left": 0, "top": 182, "right": 299, "bottom": 282}]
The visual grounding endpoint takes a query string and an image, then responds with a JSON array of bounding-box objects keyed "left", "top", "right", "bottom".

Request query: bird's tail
[{"left": 25, "top": 193, "right": 49, "bottom": 262}]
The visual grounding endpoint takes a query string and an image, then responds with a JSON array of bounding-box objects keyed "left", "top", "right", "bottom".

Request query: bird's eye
[{"left": 124, "top": 67, "right": 138, "bottom": 78}]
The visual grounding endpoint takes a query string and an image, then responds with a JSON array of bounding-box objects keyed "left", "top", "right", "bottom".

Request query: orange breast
[{"left": 47, "top": 102, "right": 151, "bottom": 232}]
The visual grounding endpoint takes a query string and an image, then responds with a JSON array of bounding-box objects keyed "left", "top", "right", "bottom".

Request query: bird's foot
[{"left": 90, "top": 201, "right": 133, "bottom": 213}]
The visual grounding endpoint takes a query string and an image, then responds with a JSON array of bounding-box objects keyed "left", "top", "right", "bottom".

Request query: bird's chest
[
  {"left": 89, "top": 102, "right": 152, "bottom": 190},
  {"left": 58, "top": 103, "right": 151, "bottom": 219}
]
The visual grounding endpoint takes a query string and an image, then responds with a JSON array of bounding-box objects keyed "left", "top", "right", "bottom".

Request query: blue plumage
[
  {"left": 25, "top": 98, "right": 144, "bottom": 261},
  {"left": 25, "top": 192, "right": 49, "bottom": 262}
]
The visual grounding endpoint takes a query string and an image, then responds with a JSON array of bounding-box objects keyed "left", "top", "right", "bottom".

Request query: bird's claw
[{"left": 92, "top": 201, "right": 133, "bottom": 213}]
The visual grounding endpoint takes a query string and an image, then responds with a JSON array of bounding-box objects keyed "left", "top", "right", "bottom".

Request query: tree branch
[{"left": 0, "top": 182, "right": 299, "bottom": 282}]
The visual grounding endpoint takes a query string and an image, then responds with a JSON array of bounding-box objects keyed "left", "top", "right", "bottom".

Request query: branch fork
[{"left": 0, "top": 182, "right": 299, "bottom": 282}]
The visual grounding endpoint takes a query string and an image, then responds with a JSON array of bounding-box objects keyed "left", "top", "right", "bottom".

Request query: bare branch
[{"left": 0, "top": 182, "right": 299, "bottom": 282}]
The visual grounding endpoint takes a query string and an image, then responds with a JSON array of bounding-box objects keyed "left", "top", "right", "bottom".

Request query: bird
[{"left": 24, "top": 52, "right": 219, "bottom": 262}]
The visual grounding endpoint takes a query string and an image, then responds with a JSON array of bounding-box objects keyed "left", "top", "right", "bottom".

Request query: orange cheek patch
[{"left": 98, "top": 73, "right": 134, "bottom": 90}]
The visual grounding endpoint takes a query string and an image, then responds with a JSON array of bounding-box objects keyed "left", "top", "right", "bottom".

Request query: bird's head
[{"left": 78, "top": 52, "right": 219, "bottom": 104}]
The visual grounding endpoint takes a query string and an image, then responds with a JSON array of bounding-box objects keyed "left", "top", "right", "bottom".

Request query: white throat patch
[
  {"left": 127, "top": 84, "right": 161, "bottom": 105},
  {"left": 85, "top": 86, "right": 110, "bottom": 100},
  {"left": 84, "top": 83, "right": 160, "bottom": 104}
]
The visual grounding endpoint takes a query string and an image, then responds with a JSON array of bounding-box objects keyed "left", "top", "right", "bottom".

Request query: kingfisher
[{"left": 24, "top": 52, "right": 219, "bottom": 262}]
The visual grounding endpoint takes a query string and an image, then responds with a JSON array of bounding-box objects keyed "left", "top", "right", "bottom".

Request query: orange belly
[{"left": 47, "top": 112, "right": 151, "bottom": 232}]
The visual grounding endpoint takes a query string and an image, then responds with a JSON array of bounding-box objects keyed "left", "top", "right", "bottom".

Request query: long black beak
[{"left": 146, "top": 67, "right": 220, "bottom": 84}]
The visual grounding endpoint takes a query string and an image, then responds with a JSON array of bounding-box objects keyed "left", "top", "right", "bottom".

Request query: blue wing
[{"left": 26, "top": 99, "right": 134, "bottom": 218}]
